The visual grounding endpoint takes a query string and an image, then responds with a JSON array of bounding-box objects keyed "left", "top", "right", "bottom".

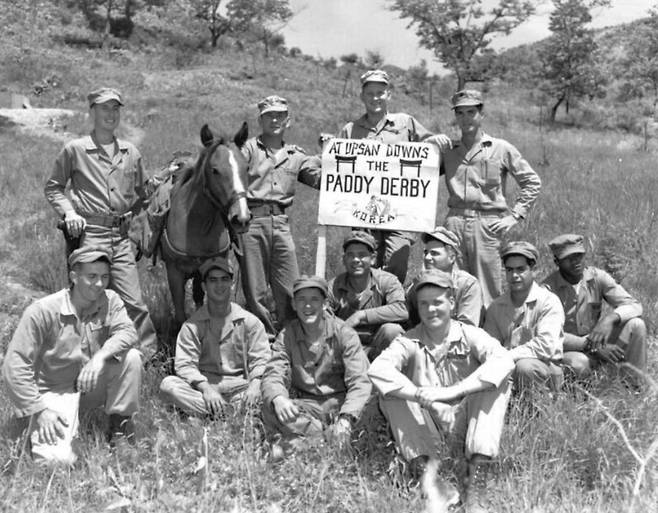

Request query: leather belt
[
  {"left": 447, "top": 208, "right": 503, "bottom": 218},
  {"left": 248, "top": 203, "right": 286, "bottom": 217},
  {"left": 82, "top": 212, "right": 132, "bottom": 228}
]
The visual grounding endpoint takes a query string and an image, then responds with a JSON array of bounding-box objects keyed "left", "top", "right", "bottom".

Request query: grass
[{"left": 1, "top": 9, "right": 658, "bottom": 512}]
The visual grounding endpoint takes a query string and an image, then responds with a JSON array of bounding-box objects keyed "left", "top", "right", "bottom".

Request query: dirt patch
[{"left": 0, "top": 107, "right": 77, "bottom": 142}]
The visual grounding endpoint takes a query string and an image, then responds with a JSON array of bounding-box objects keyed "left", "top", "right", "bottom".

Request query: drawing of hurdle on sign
[
  {"left": 399, "top": 158, "right": 422, "bottom": 178},
  {"left": 335, "top": 154, "right": 357, "bottom": 173}
]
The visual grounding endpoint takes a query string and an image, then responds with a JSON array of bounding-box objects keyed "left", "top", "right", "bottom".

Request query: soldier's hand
[
  {"left": 243, "top": 380, "right": 261, "bottom": 407},
  {"left": 272, "top": 396, "right": 299, "bottom": 424},
  {"left": 318, "top": 133, "right": 335, "bottom": 148},
  {"left": 328, "top": 417, "right": 351, "bottom": 447},
  {"left": 488, "top": 215, "right": 518, "bottom": 235},
  {"left": 588, "top": 314, "right": 618, "bottom": 346},
  {"left": 200, "top": 385, "right": 228, "bottom": 417},
  {"left": 416, "top": 386, "right": 458, "bottom": 407},
  {"left": 344, "top": 311, "right": 365, "bottom": 328},
  {"left": 77, "top": 354, "right": 105, "bottom": 394},
  {"left": 595, "top": 344, "right": 625, "bottom": 363},
  {"left": 36, "top": 408, "right": 69, "bottom": 445},
  {"left": 64, "top": 211, "right": 86, "bottom": 238},
  {"left": 426, "top": 134, "right": 453, "bottom": 153}
]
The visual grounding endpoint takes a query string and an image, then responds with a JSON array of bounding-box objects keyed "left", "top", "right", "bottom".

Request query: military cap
[
  {"left": 68, "top": 246, "right": 112, "bottom": 268},
  {"left": 257, "top": 95, "right": 288, "bottom": 115},
  {"left": 421, "top": 226, "right": 460, "bottom": 250},
  {"left": 500, "top": 241, "right": 539, "bottom": 263},
  {"left": 343, "top": 230, "right": 376, "bottom": 252},
  {"left": 411, "top": 269, "right": 453, "bottom": 295},
  {"left": 548, "top": 234, "right": 586, "bottom": 260},
  {"left": 199, "top": 256, "right": 234, "bottom": 279},
  {"left": 360, "top": 69, "right": 390, "bottom": 86},
  {"left": 292, "top": 275, "right": 328, "bottom": 297},
  {"left": 450, "top": 89, "right": 483, "bottom": 109},
  {"left": 87, "top": 87, "right": 124, "bottom": 107}
]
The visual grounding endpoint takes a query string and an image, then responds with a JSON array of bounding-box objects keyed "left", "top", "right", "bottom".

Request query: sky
[{"left": 281, "top": 0, "right": 651, "bottom": 74}]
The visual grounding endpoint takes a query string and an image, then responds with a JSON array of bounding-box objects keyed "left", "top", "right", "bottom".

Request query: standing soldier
[
  {"left": 442, "top": 90, "right": 541, "bottom": 306},
  {"left": 239, "top": 95, "right": 322, "bottom": 336},
  {"left": 44, "top": 87, "right": 156, "bottom": 357},
  {"left": 339, "top": 69, "right": 450, "bottom": 284}
]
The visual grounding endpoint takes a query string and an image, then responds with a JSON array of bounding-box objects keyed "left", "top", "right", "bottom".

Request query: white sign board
[{"left": 317, "top": 139, "right": 440, "bottom": 232}]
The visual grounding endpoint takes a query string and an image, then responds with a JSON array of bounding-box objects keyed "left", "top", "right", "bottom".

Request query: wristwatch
[{"left": 338, "top": 413, "right": 357, "bottom": 425}]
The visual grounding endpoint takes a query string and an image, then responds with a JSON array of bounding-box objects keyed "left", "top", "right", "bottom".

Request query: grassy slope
[{"left": 1, "top": 6, "right": 657, "bottom": 512}]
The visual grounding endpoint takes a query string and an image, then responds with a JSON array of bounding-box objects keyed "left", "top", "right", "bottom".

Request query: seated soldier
[
  {"left": 2, "top": 247, "right": 142, "bottom": 466},
  {"left": 407, "top": 226, "right": 483, "bottom": 327},
  {"left": 327, "top": 230, "right": 408, "bottom": 361},
  {"left": 160, "top": 257, "right": 271, "bottom": 416},
  {"left": 369, "top": 270, "right": 513, "bottom": 513},
  {"left": 543, "top": 234, "right": 647, "bottom": 381},
  {"left": 484, "top": 241, "right": 564, "bottom": 391},
  {"left": 261, "top": 276, "right": 372, "bottom": 457}
]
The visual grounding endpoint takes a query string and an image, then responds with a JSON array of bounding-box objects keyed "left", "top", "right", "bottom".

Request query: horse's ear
[
  {"left": 233, "top": 121, "right": 248, "bottom": 148},
  {"left": 200, "top": 124, "right": 214, "bottom": 147}
]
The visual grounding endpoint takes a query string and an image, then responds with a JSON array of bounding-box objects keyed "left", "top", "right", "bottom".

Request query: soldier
[
  {"left": 327, "top": 230, "right": 408, "bottom": 361},
  {"left": 543, "top": 234, "right": 647, "bottom": 381},
  {"left": 484, "top": 241, "right": 564, "bottom": 391},
  {"left": 339, "top": 69, "right": 451, "bottom": 284},
  {"left": 3, "top": 247, "right": 142, "bottom": 465},
  {"left": 442, "top": 90, "right": 541, "bottom": 306},
  {"left": 261, "top": 276, "right": 371, "bottom": 457},
  {"left": 160, "top": 257, "right": 271, "bottom": 417},
  {"left": 239, "top": 95, "right": 321, "bottom": 336},
  {"left": 369, "top": 270, "right": 513, "bottom": 513},
  {"left": 407, "top": 226, "right": 484, "bottom": 327},
  {"left": 44, "top": 87, "right": 156, "bottom": 358}
]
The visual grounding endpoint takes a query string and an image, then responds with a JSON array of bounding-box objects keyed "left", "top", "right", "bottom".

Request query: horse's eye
[{"left": 212, "top": 168, "right": 219, "bottom": 174}]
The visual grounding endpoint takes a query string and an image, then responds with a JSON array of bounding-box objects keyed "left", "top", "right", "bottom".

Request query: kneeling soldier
[
  {"left": 543, "top": 234, "right": 647, "bottom": 381},
  {"left": 369, "top": 270, "right": 513, "bottom": 512},
  {"left": 261, "top": 276, "right": 371, "bottom": 456},
  {"left": 3, "top": 247, "right": 142, "bottom": 465},
  {"left": 160, "top": 257, "right": 270, "bottom": 416},
  {"left": 328, "top": 230, "right": 408, "bottom": 361}
]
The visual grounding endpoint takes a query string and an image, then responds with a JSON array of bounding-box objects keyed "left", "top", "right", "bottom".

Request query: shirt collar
[
  {"left": 354, "top": 112, "right": 394, "bottom": 131},
  {"left": 60, "top": 288, "right": 105, "bottom": 319},
  {"left": 498, "top": 281, "right": 542, "bottom": 307},
  {"left": 551, "top": 267, "right": 595, "bottom": 290},
  {"left": 335, "top": 270, "right": 375, "bottom": 293},
  {"left": 84, "top": 133, "right": 129, "bottom": 152},
  {"left": 194, "top": 302, "right": 247, "bottom": 322}
]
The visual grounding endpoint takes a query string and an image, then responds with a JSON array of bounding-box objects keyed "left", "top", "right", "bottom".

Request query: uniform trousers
[
  {"left": 239, "top": 215, "right": 298, "bottom": 335},
  {"left": 159, "top": 375, "right": 249, "bottom": 416},
  {"left": 261, "top": 394, "right": 345, "bottom": 441},
  {"left": 29, "top": 348, "right": 142, "bottom": 465},
  {"left": 372, "top": 230, "right": 412, "bottom": 285},
  {"left": 445, "top": 212, "right": 504, "bottom": 307},
  {"left": 379, "top": 379, "right": 511, "bottom": 462}
]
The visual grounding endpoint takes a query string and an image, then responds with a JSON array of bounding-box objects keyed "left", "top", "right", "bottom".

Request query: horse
[{"left": 159, "top": 123, "right": 250, "bottom": 336}]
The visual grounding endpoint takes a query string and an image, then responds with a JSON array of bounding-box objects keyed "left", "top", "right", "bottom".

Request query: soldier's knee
[
  {"left": 562, "top": 351, "right": 592, "bottom": 379},
  {"left": 123, "top": 348, "right": 143, "bottom": 371},
  {"left": 159, "top": 376, "right": 178, "bottom": 398},
  {"left": 378, "top": 323, "right": 404, "bottom": 344},
  {"left": 514, "top": 359, "right": 547, "bottom": 380},
  {"left": 625, "top": 317, "right": 647, "bottom": 340}
]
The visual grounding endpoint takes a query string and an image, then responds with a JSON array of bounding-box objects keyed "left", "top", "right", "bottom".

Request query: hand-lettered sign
[{"left": 317, "top": 139, "right": 440, "bottom": 232}]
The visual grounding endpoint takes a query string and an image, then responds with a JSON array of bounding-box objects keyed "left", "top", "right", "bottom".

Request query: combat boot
[
  {"left": 107, "top": 414, "right": 136, "bottom": 447},
  {"left": 462, "top": 454, "right": 494, "bottom": 513}
]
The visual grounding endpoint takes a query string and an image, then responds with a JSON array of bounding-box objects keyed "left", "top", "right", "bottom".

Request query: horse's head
[{"left": 197, "top": 123, "right": 251, "bottom": 231}]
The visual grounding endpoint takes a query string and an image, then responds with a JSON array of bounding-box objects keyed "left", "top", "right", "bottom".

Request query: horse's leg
[
  {"left": 166, "top": 260, "right": 188, "bottom": 326},
  {"left": 192, "top": 271, "right": 204, "bottom": 310}
]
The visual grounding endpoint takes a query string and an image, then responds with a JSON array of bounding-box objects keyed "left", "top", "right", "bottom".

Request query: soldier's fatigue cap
[
  {"left": 500, "top": 241, "right": 539, "bottom": 263},
  {"left": 292, "top": 275, "right": 328, "bottom": 297},
  {"left": 450, "top": 89, "right": 483, "bottom": 109},
  {"left": 343, "top": 230, "right": 376, "bottom": 252},
  {"left": 199, "top": 256, "right": 234, "bottom": 279},
  {"left": 87, "top": 87, "right": 124, "bottom": 107},
  {"left": 421, "top": 226, "right": 460, "bottom": 250},
  {"left": 68, "top": 246, "right": 112, "bottom": 268},
  {"left": 258, "top": 95, "right": 288, "bottom": 115},
  {"left": 548, "top": 233, "right": 586, "bottom": 260},
  {"left": 412, "top": 269, "right": 453, "bottom": 294},
  {"left": 360, "top": 69, "right": 390, "bottom": 86}
]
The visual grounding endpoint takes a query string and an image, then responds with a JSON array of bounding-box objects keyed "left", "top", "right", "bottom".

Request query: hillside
[{"left": 0, "top": 3, "right": 657, "bottom": 513}]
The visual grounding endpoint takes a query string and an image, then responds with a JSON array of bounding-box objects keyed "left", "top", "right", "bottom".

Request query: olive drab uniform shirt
[{"left": 339, "top": 112, "right": 433, "bottom": 144}]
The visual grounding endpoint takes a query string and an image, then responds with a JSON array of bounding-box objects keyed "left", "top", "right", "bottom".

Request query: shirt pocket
[
  {"left": 115, "top": 154, "right": 138, "bottom": 200},
  {"left": 87, "top": 320, "right": 109, "bottom": 356},
  {"left": 445, "top": 343, "right": 471, "bottom": 377}
]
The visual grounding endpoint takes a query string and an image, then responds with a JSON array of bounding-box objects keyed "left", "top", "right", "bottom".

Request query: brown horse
[{"left": 160, "top": 123, "right": 250, "bottom": 331}]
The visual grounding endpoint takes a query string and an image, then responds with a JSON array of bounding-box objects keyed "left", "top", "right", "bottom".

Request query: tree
[
  {"left": 619, "top": 8, "right": 658, "bottom": 115},
  {"left": 226, "top": 0, "right": 292, "bottom": 57},
  {"left": 538, "top": 0, "right": 609, "bottom": 122},
  {"left": 190, "top": 0, "right": 231, "bottom": 47},
  {"left": 364, "top": 50, "right": 384, "bottom": 69},
  {"left": 388, "top": 0, "right": 535, "bottom": 89}
]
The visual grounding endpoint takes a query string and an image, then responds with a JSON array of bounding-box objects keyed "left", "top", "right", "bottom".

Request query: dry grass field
[{"left": 1, "top": 8, "right": 657, "bottom": 512}]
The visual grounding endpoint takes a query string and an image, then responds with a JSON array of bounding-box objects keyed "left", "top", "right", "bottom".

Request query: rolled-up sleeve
[
  {"left": 337, "top": 326, "right": 372, "bottom": 418},
  {"left": 296, "top": 154, "right": 322, "bottom": 190},
  {"left": 598, "top": 270, "right": 643, "bottom": 322},
  {"left": 363, "top": 275, "right": 409, "bottom": 325},
  {"left": 463, "top": 325, "right": 514, "bottom": 387},
  {"left": 3, "top": 304, "right": 48, "bottom": 417},
  {"left": 174, "top": 323, "right": 207, "bottom": 387}
]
